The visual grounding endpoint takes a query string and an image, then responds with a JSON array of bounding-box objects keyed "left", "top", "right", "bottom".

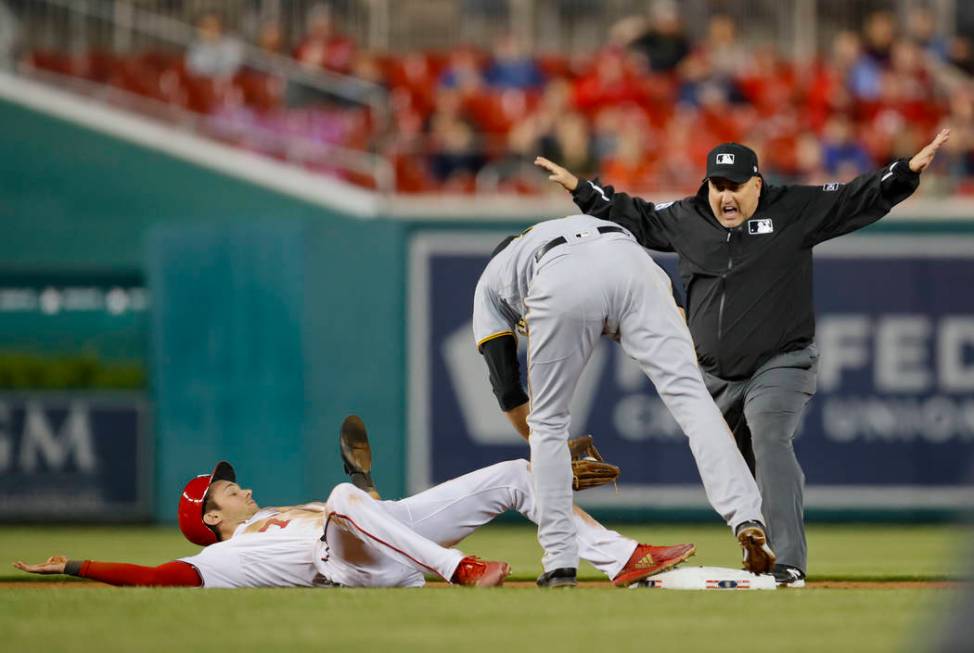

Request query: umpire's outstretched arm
[
  {"left": 800, "top": 128, "right": 950, "bottom": 244},
  {"left": 535, "top": 129, "right": 950, "bottom": 250},
  {"left": 535, "top": 156, "right": 678, "bottom": 251}
]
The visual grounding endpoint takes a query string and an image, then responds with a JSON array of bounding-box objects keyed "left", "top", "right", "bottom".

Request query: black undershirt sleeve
[{"left": 479, "top": 334, "right": 529, "bottom": 411}]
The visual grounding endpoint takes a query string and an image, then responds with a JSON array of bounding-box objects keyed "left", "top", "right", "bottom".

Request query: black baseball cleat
[
  {"left": 536, "top": 567, "right": 577, "bottom": 588},
  {"left": 773, "top": 564, "right": 806, "bottom": 588},
  {"left": 339, "top": 415, "right": 380, "bottom": 499},
  {"left": 735, "top": 520, "right": 777, "bottom": 574}
]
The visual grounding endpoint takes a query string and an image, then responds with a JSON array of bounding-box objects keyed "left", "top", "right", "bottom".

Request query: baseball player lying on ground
[{"left": 14, "top": 416, "right": 694, "bottom": 589}]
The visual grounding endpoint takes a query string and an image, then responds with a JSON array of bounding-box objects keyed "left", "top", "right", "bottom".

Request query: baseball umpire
[{"left": 535, "top": 128, "right": 950, "bottom": 587}]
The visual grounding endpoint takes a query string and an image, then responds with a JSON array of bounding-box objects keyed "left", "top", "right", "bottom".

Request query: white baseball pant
[{"left": 314, "top": 459, "right": 638, "bottom": 587}]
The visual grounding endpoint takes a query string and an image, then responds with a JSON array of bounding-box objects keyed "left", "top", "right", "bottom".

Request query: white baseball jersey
[{"left": 179, "top": 504, "right": 329, "bottom": 588}]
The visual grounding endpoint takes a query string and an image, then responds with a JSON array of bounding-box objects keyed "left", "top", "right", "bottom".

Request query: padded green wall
[{"left": 148, "top": 218, "right": 405, "bottom": 518}]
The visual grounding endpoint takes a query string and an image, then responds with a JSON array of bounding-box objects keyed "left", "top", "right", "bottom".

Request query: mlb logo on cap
[{"left": 705, "top": 143, "right": 759, "bottom": 184}]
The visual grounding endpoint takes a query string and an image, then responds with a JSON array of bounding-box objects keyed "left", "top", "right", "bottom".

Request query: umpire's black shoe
[
  {"left": 773, "top": 564, "right": 806, "bottom": 588},
  {"left": 537, "top": 567, "right": 577, "bottom": 588}
]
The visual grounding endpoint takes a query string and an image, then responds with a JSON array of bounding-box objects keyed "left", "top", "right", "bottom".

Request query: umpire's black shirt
[{"left": 571, "top": 161, "right": 921, "bottom": 380}]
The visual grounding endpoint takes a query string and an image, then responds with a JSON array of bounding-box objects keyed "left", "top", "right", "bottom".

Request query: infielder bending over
[
  {"left": 15, "top": 417, "right": 694, "bottom": 589},
  {"left": 474, "top": 214, "right": 775, "bottom": 588},
  {"left": 535, "top": 128, "right": 950, "bottom": 587}
]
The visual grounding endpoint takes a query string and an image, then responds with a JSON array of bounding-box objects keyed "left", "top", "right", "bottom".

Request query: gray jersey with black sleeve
[{"left": 472, "top": 215, "right": 626, "bottom": 349}]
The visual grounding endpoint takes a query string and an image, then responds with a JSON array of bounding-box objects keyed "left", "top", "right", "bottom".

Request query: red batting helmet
[{"left": 178, "top": 461, "right": 236, "bottom": 546}]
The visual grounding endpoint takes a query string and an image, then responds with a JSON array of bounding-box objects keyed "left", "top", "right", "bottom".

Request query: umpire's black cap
[{"left": 704, "top": 143, "right": 760, "bottom": 183}]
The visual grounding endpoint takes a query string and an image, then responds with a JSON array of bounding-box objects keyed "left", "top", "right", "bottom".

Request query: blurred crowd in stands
[{"left": 16, "top": 1, "right": 974, "bottom": 195}]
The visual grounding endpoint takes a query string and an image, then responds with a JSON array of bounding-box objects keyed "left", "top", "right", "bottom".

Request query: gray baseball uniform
[{"left": 473, "top": 214, "right": 766, "bottom": 573}]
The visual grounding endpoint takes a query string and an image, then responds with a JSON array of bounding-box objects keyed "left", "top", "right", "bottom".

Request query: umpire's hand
[
  {"left": 909, "top": 128, "right": 951, "bottom": 173},
  {"left": 535, "top": 156, "right": 579, "bottom": 191}
]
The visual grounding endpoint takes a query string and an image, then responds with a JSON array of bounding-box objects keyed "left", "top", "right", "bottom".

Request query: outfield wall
[{"left": 1, "top": 78, "right": 972, "bottom": 522}]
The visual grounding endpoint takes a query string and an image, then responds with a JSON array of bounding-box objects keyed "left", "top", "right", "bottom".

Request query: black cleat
[
  {"left": 773, "top": 564, "right": 806, "bottom": 588},
  {"left": 339, "top": 415, "right": 380, "bottom": 499},
  {"left": 536, "top": 567, "right": 577, "bottom": 588}
]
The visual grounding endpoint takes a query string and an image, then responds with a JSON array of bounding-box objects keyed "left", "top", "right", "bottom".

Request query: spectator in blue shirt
[
  {"left": 821, "top": 115, "right": 873, "bottom": 176},
  {"left": 484, "top": 34, "right": 545, "bottom": 90}
]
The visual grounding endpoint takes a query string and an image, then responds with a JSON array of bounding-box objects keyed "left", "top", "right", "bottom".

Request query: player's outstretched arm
[
  {"left": 909, "top": 128, "right": 950, "bottom": 173},
  {"left": 15, "top": 555, "right": 202, "bottom": 586},
  {"left": 534, "top": 156, "right": 579, "bottom": 192}
]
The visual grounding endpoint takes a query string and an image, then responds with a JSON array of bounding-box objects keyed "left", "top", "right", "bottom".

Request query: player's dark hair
[{"left": 202, "top": 492, "right": 223, "bottom": 542}]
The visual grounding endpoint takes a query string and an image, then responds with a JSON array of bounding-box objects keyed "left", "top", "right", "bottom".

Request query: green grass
[
  {"left": 0, "top": 586, "right": 956, "bottom": 653},
  {"left": 2, "top": 523, "right": 966, "bottom": 582},
  {"left": 0, "top": 523, "right": 969, "bottom": 653}
]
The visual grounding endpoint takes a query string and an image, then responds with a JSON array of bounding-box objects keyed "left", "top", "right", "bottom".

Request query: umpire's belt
[{"left": 535, "top": 226, "right": 625, "bottom": 263}]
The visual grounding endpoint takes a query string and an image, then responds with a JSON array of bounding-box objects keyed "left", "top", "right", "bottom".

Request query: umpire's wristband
[
  {"left": 892, "top": 158, "right": 920, "bottom": 180},
  {"left": 64, "top": 560, "right": 84, "bottom": 576}
]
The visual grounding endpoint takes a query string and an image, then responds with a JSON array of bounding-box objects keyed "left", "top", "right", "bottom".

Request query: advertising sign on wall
[{"left": 0, "top": 393, "right": 151, "bottom": 520}]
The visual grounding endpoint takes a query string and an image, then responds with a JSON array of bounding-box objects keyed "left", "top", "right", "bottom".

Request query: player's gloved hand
[
  {"left": 14, "top": 555, "right": 68, "bottom": 575},
  {"left": 568, "top": 435, "right": 620, "bottom": 491},
  {"left": 534, "top": 156, "right": 579, "bottom": 192}
]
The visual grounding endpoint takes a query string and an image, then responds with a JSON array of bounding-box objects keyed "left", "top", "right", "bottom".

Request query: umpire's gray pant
[{"left": 704, "top": 345, "right": 818, "bottom": 572}]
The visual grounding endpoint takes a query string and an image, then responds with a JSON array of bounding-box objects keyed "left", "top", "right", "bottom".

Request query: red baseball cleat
[
  {"left": 612, "top": 543, "right": 696, "bottom": 587},
  {"left": 451, "top": 556, "right": 511, "bottom": 587}
]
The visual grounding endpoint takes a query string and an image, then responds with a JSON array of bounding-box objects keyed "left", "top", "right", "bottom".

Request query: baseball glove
[
  {"left": 568, "top": 435, "right": 620, "bottom": 491},
  {"left": 339, "top": 415, "right": 381, "bottom": 500}
]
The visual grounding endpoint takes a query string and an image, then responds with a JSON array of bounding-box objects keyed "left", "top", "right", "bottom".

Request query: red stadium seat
[
  {"left": 234, "top": 70, "right": 284, "bottom": 112},
  {"left": 27, "top": 50, "right": 76, "bottom": 76}
]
